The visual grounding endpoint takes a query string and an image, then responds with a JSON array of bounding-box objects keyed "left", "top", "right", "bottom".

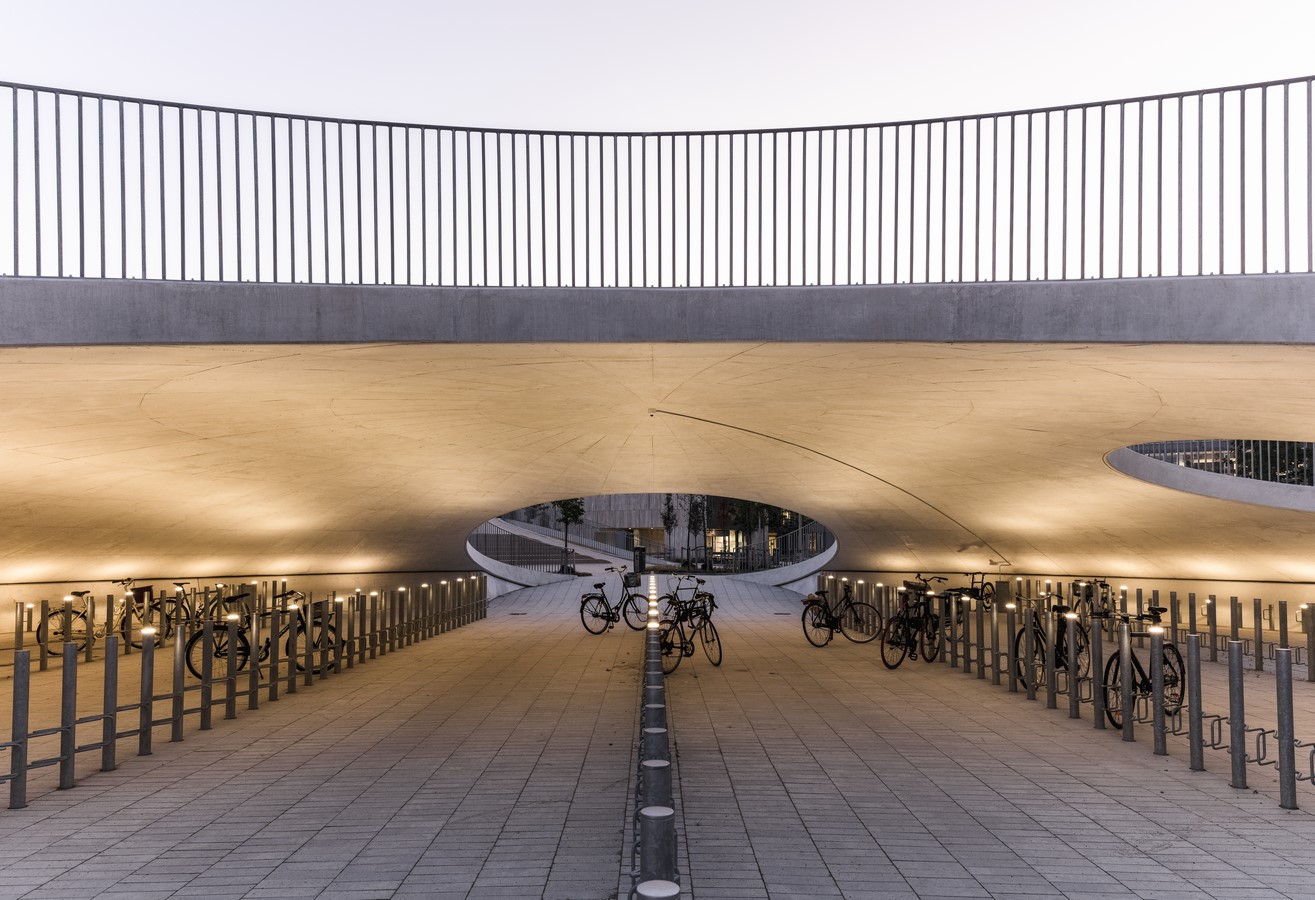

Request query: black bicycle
[
  {"left": 801, "top": 582, "right": 882, "bottom": 647},
  {"left": 1013, "top": 601, "right": 1091, "bottom": 689},
  {"left": 880, "top": 587, "right": 941, "bottom": 669},
  {"left": 580, "top": 566, "right": 647, "bottom": 634},
  {"left": 658, "top": 588, "right": 721, "bottom": 673},
  {"left": 184, "top": 588, "right": 335, "bottom": 679},
  {"left": 1100, "top": 608, "right": 1184, "bottom": 729}
]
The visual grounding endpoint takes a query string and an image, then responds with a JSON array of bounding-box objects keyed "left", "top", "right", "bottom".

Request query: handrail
[
  {"left": 2, "top": 75, "right": 1312, "bottom": 288},
  {"left": 1128, "top": 439, "right": 1315, "bottom": 487}
]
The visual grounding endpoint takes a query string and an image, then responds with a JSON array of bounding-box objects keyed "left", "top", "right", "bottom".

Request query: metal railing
[
  {"left": 0, "top": 575, "right": 487, "bottom": 808},
  {"left": 826, "top": 572, "right": 1315, "bottom": 808},
  {"left": 1129, "top": 439, "right": 1315, "bottom": 486},
  {"left": 2, "top": 75, "right": 1312, "bottom": 288}
]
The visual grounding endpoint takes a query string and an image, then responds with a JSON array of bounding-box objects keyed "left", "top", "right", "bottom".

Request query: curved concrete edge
[
  {"left": 465, "top": 542, "right": 577, "bottom": 600},
  {"left": 4, "top": 273, "right": 1315, "bottom": 344},
  {"left": 1106, "top": 446, "right": 1315, "bottom": 512},
  {"left": 726, "top": 541, "right": 839, "bottom": 595}
]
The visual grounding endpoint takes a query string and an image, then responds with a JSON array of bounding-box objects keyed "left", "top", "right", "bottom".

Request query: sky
[{"left": 2, "top": 0, "right": 1313, "bottom": 132}]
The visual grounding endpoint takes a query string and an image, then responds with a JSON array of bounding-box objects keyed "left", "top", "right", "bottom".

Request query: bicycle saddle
[
  {"left": 222, "top": 592, "right": 251, "bottom": 604},
  {"left": 70, "top": 590, "right": 92, "bottom": 598},
  {"left": 1051, "top": 604, "right": 1071, "bottom": 614},
  {"left": 1147, "top": 606, "right": 1168, "bottom": 615},
  {"left": 593, "top": 582, "right": 605, "bottom": 589}
]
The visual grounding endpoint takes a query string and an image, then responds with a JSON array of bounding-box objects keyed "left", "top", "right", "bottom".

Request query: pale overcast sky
[{"left": 2, "top": 0, "right": 1312, "bottom": 130}]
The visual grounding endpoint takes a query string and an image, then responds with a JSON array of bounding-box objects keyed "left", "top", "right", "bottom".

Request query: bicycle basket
[{"left": 623, "top": 572, "right": 641, "bottom": 588}]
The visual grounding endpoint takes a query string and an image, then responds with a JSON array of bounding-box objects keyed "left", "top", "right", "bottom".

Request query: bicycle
[
  {"left": 1099, "top": 607, "right": 1184, "bottom": 729},
  {"left": 658, "top": 574, "right": 715, "bottom": 629},
  {"left": 658, "top": 587, "right": 721, "bottom": 673},
  {"left": 880, "top": 585, "right": 942, "bottom": 669},
  {"left": 35, "top": 582, "right": 177, "bottom": 654},
  {"left": 801, "top": 582, "right": 882, "bottom": 647},
  {"left": 580, "top": 566, "right": 647, "bottom": 634},
  {"left": 1013, "top": 598, "right": 1091, "bottom": 690},
  {"left": 185, "top": 588, "right": 336, "bottom": 679},
  {"left": 943, "top": 572, "right": 997, "bottom": 613}
]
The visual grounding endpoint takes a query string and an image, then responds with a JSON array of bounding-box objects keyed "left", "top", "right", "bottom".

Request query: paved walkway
[{"left": 1, "top": 576, "right": 1315, "bottom": 899}]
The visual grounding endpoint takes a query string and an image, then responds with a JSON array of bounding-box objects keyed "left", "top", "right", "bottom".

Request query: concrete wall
[
  {"left": 1106, "top": 447, "right": 1315, "bottom": 512},
  {"left": 5, "top": 273, "right": 1315, "bottom": 345}
]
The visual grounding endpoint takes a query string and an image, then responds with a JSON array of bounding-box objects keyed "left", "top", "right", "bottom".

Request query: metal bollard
[
  {"left": 641, "top": 727, "right": 670, "bottom": 761},
  {"left": 139, "top": 630, "right": 155, "bottom": 756},
  {"left": 1229, "top": 597, "right": 1241, "bottom": 644},
  {"left": 1023, "top": 608, "right": 1037, "bottom": 701},
  {"left": 1276, "top": 648, "right": 1298, "bottom": 810},
  {"left": 102, "top": 635, "right": 119, "bottom": 771},
  {"left": 644, "top": 703, "right": 667, "bottom": 730},
  {"left": 59, "top": 642, "right": 77, "bottom": 789},
  {"left": 170, "top": 624, "right": 185, "bottom": 743},
  {"left": 1278, "top": 600, "right": 1289, "bottom": 650},
  {"left": 1119, "top": 622, "right": 1134, "bottom": 742},
  {"left": 9, "top": 651, "right": 30, "bottom": 808},
  {"left": 1045, "top": 608, "right": 1058, "bottom": 710},
  {"left": 1228, "top": 641, "right": 1247, "bottom": 789},
  {"left": 1169, "top": 591, "right": 1180, "bottom": 644},
  {"left": 269, "top": 600, "right": 283, "bottom": 702},
  {"left": 1207, "top": 596, "right": 1218, "bottom": 663},
  {"left": 991, "top": 599, "right": 1001, "bottom": 686},
  {"left": 1006, "top": 603, "right": 1017, "bottom": 693},
  {"left": 303, "top": 597, "right": 315, "bottom": 686},
  {"left": 1150, "top": 628, "right": 1167, "bottom": 756},
  {"left": 637, "top": 805, "right": 678, "bottom": 884},
  {"left": 975, "top": 597, "right": 985, "bottom": 679},
  {"left": 1091, "top": 614, "right": 1106, "bottom": 730},
  {"left": 1186, "top": 634, "right": 1204, "bottom": 771},
  {"left": 199, "top": 620, "right": 214, "bottom": 730},
  {"left": 1066, "top": 613, "right": 1081, "bottom": 719},
  {"left": 369, "top": 592, "right": 379, "bottom": 659},
  {"left": 1188, "top": 592, "right": 1197, "bottom": 637},
  {"left": 1254, "top": 598, "right": 1264, "bottom": 672},
  {"left": 287, "top": 602, "right": 299, "bottom": 695},
  {"left": 225, "top": 617, "right": 239, "bottom": 720},
  {"left": 39, "top": 600, "right": 49, "bottom": 672},
  {"left": 84, "top": 597, "right": 96, "bottom": 664},
  {"left": 1306, "top": 604, "right": 1315, "bottom": 683},
  {"left": 641, "top": 759, "right": 673, "bottom": 807},
  {"left": 13, "top": 601, "right": 22, "bottom": 653},
  {"left": 318, "top": 598, "right": 330, "bottom": 680},
  {"left": 248, "top": 593, "right": 262, "bottom": 710},
  {"left": 948, "top": 596, "right": 959, "bottom": 668}
]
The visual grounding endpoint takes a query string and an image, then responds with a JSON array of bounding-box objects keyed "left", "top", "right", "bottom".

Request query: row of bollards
[
  {"left": 632, "top": 610, "right": 680, "bottom": 899},
  {"left": 0, "top": 576, "right": 488, "bottom": 810},
  {"left": 823, "top": 573, "right": 1312, "bottom": 809}
]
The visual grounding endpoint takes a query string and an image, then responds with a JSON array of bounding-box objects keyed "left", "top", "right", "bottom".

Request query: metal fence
[
  {"left": 1129, "top": 439, "right": 1315, "bottom": 486},
  {"left": 824, "top": 572, "right": 1315, "bottom": 809},
  {"left": 0, "top": 575, "right": 487, "bottom": 808},
  {"left": 2, "top": 75, "right": 1312, "bottom": 288}
]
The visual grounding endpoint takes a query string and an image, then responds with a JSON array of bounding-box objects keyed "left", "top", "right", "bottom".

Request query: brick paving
[{"left": 1, "top": 576, "right": 1315, "bottom": 898}]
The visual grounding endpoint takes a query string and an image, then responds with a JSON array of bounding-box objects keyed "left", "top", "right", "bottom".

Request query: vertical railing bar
[
  {"left": 1061, "top": 108, "right": 1068, "bottom": 279},
  {"left": 1137, "top": 99, "right": 1144, "bottom": 276},
  {"left": 1262, "top": 87, "right": 1269, "bottom": 271},
  {"left": 686, "top": 135, "right": 692, "bottom": 286},
  {"left": 1043, "top": 110, "right": 1051, "bottom": 279},
  {"left": 879, "top": 126, "right": 886, "bottom": 283},
  {"left": 1198, "top": 93, "right": 1204, "bottom": 273},
  {"left": 540, "top": 133, "right": 547, "bottom": 286},
  {"left": 1099, "top": 104, "right": 1106, "bottom": 278},
  {"left": 1080, "top": 106, "right": 1087, "bottom": 277},
  {"left": 97, "top": 97, "right": 105, "bottom": 276},
  {"left": 1024, "top": 114, "right": 1031, "bottom": 279},
  {"left": 1219, "top": 91, "right": 1226, "bottom": 273},
  {"left": 924, "top": 123, "right": 933, "bottom": 283},
  {"left": 1118, "top": 102, "right": 1125, "bottom": 278},
  {"left": 911, "top": 123, "right": 918, "bottom": 282},
  {"left": 1176, "top": 95, "right": 1183, "bottom": 276},
  {"left": 451, "top": 129, "right": 459, "bottom": 286},
  {"left": 421, "top": 126, "right": 429, "bottom": 285},
  {"left": 11, "top": 86, "right": 17, "bottom": 275},
  {"left": 1156, "top": 96, "right": 1163, "bottom": 276},
  {"left": 77, "top": 95, "right": 85, "bottom": 277},
  {"left": 388, "top": 124, "right": 396, "bottom": 284},
  {"left": 34, "top": 90, "right": 42, "bottom": 276},
  {"left": 321, "top": 120, "right": 329, "bottom": 282},
  {"left": 786, "top": 130, "right": 793, "bottom": 285},
  {"left": 56, "top": 92, "right": 65, "bottom": 276}
]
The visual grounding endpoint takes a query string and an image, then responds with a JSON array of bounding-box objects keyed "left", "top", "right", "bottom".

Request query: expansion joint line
[{"left": 648, "top": 408, "right": 1011, "bottom": 568}]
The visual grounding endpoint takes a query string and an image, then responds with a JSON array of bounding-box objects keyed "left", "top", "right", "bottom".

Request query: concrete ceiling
[{"left": 4, "top": 340, "right": 1315, "bottom": 585}]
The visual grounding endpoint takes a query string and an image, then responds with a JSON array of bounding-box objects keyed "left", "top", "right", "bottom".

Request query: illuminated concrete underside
[{"left": 2, "top": 340, "right": 1315, "bottom": 584}]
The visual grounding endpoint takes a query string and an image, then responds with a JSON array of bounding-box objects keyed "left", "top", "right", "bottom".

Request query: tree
[
  {"left": 685, "top": 494, "right": 707, "bottom": 568},
  {"left": 661, "top": 493, "right": 677, "bottom": 556},
  {"left": 552, "top": 498, "right": 586, "bottom": 572}
]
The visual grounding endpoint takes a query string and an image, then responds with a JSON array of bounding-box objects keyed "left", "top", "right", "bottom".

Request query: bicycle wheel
[
  {"left": 880, "top": 615, "right": 910, "bottom": 669},
  {"left": 802, "top": 604, "right": 832, "bottom": 647},
  {"left": 919, "top": 612, "right": 943, "bottom": 662},
  {"left": 659, "top": 619, "right": 684, "bottom": 674},
  {"left": 621, "top": 594, "right": 648, "bottom": 631},
  {"left": 838, "top": 602, "right": 882, "bottom": 644},
  {"left": 1013, "top": 626, "right": 1047, "bottom": 690},
  {"left": 699, "top": 620, "right": 723, "bottom": 666},
  {"left": 1102, "top": 651, "right": 1124, "bottom": 728},
  {"left": 37, "top": 611, "right": 88, "bottom": 654},
  {"left": 185, "top": 626, "right": 251, "bottom": 679},
  {"left": 580, "top": 595, "right": 610, "bottom": 634},
  {"left": 1162, "top": 643, "right": 1186, "bottom": 715},
  {"left": 979, "top": 582, "right": 996, "bottom": 612}
]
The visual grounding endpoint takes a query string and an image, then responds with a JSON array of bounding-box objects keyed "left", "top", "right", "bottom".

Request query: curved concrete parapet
[
  {"left": 1107, "top": 446, "right": 1315, "bottom": 512},
  {"left": 466, "top": 541, "right": 577, "bottom": 599},
  {"left": 726, "top": 540, "right": 839, "bottom": 595},
  {"left": 4, "top": 273, "right": 1315, "bottom": 345}
]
